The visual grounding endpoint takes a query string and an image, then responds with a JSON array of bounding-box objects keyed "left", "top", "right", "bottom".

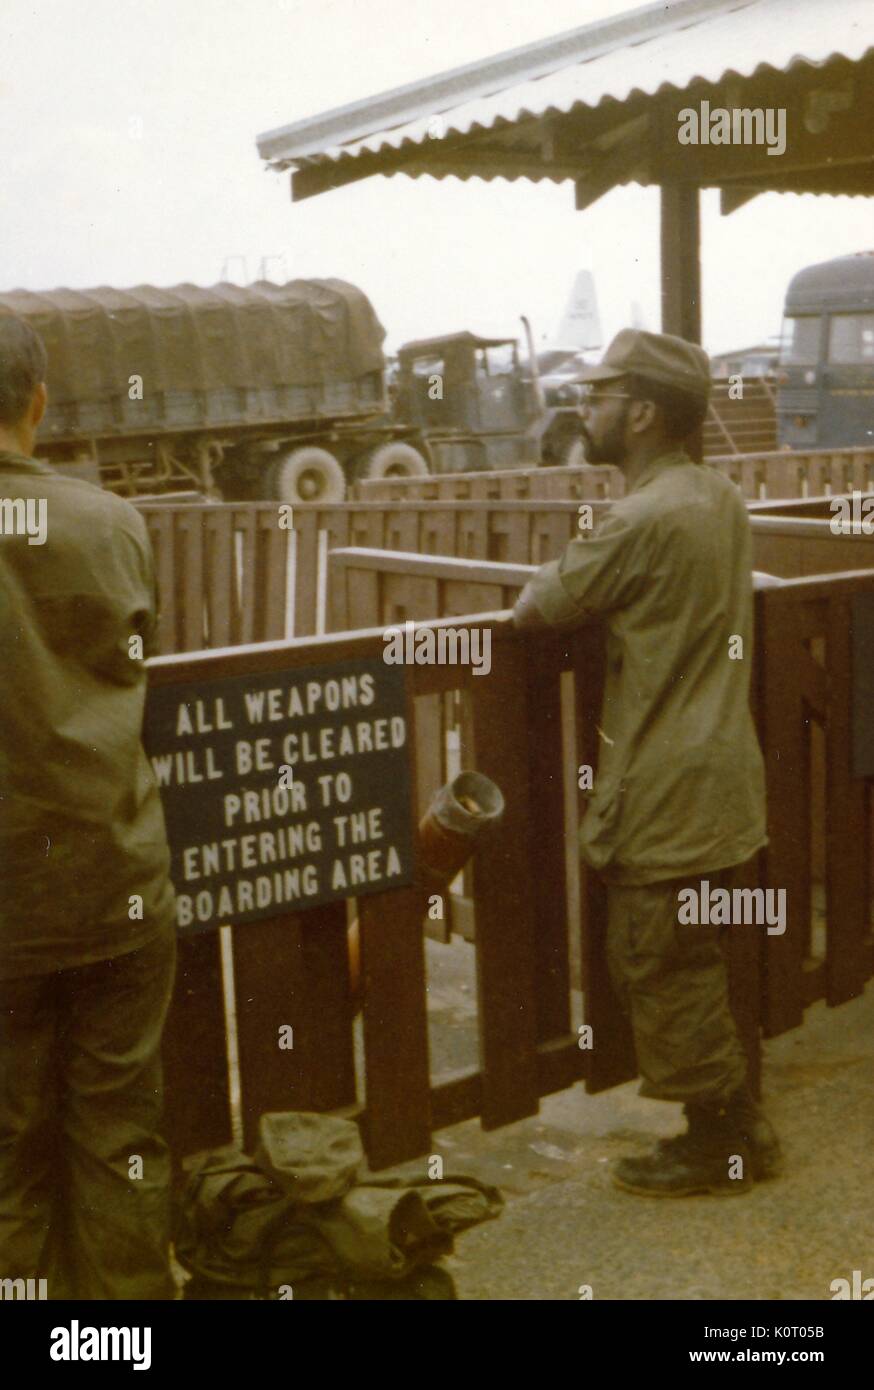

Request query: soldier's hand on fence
[{"left": 512, "top": 583, "right": 550, "bottom": 630}]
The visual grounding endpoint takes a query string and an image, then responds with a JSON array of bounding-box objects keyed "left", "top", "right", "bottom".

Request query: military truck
[
  {"left": 777, "top": 251, "right": 874, "bottom": 449},
  {"left": 391, "top": 325, "right": 589, "bottom": 473},
  {"left": 0, "top": 279, "right": 428, "bottom": 503}
]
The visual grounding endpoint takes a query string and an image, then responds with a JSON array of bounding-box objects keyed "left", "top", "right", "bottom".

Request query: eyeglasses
[{"left": 580, "top": 391, "right": 634, "bottom": 404}]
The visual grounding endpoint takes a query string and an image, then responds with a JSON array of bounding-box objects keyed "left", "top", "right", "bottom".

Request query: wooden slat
[
  {"left": 442, "top": 579, "right": 504, "bottom": 615},
  {"left": 233, "top": 507, "right": 257, "bottom": 647},
  {"left": 487, "top": 510, "right": 529, "bottom": 563},
  {"left": 317, "top": 505, "right": 351, "bottom": 558},
  {"left": 161, "top": 930, "right": 232, "bottom": 1159},
  {"left": 358, "top": 884, "right": 432, "bottom": 1168},
  {"left": 257, "top": 508, "right": 289, "bottom": 642},
  {"left": 751, "top": 532, "right": 801, "bottom": 577},
  {"left": 383, "top": 508, "right": 419, "bottom": 553},
  {"left": 178, "top": 509, "right": 206, "bottom": 653},
  {"left": 536, "top": 1036, "right": 587, "bottom": 1095},
  {"left": 571, "top": 626, "right": 638, "bottom": 1092},
  {"left": 292, "top": 509, "right": 319, "bottom": 637},
  {"left": 326, "top": 555, "right": 351, "bottom": 632},
  {"left": 414, "top": 694, "right": 443, "bottom": 819},
  {"left": 382, "top": 572, "right": 442, "bottom": 625},
  {"left": 147, "top": 510, "right": 178, "bottom": 655},
  {"left": 561, "top": 671, "right": 583, "bottom": 986},
  {"left": 430, "top": 1072, "right": 482, "bottom": 1130},
  {"left": 824, "top": 591, "right": 870, "bottom": 1006},
  {"left": 419, "top": 508, "right": 457, "bottom": 555},
  {"left": 456, "top": 506, "right": 490, "bottom": 559},
  {"left": 233, "top": 905, "right": 356, "bottom": 1152},
  {"left": 358, "top": 665, "right": 431, "bottom": 1169},
  {"left": 530, "top": 508, "right": 576, "bottom": 565},
  {"left": 525, "top": 631, "right": 571, "bottom": 1042},
  {"left": 760, "top": 591, "right": 811, "bottom": 1035},
  {"left": 347, "top": 507, "right": 386, "bottom": 550},
  {"left": 469, "top": 639, "right": 540, "bottom": 1127},
  {"left": 204, "top": 508, "right": 235, "bottom": 648}
]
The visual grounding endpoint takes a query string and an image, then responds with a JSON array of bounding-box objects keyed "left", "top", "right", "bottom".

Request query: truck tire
[
  {"left": 269, "top": 447, "right": 346, "bottom": 504},
  {"left": 358, "top": 441, "right": 429, "bottom": 481}
]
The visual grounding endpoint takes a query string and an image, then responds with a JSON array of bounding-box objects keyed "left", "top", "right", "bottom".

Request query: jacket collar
[
  {"left": 0, "top": 450, "right": 56, "bottom": 477},
  {"left": 627, "top": 448, "right": 694, "bottom": 496}
]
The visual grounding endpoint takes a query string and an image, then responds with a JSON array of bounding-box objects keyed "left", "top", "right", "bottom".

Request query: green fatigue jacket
[
  {"left": 526, "top": 450, "right": 767, "bottom": 885},
  {"left": 0, "top": 451, "right": 175, "bottom": 979}
]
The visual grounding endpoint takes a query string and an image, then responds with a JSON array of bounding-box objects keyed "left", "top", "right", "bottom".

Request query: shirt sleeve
[
  {"left": 526, "top": 504, "right": 654, "bottom": 627},
  {"left": 87, "top": 511, "right": 160, "bottom": 685}
]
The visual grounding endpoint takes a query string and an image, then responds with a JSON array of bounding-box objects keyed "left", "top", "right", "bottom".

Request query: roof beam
[{"left": 720, "top": 185, "right": 761, "bottom": 214}]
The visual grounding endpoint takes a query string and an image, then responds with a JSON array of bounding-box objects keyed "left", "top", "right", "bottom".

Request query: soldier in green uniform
[
  {"left": 0, "top": 316, "right": 177, "bottom": 1294},
  {"left": 513, "top": 329, "right": 781, "bottom": 1196}
]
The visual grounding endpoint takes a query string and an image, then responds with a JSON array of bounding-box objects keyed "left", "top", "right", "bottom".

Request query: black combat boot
[
  {"left": 613, "top": 1088, "right": 782, "bottom": 1196},
  {"left": 612, "top": 1091, "right": 763, "bottom": 1197},
  {"left": 698, "top": 1085, "right": 782, "bottom": 1180}
]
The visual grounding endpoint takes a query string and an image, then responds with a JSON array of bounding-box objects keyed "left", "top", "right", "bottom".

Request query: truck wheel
[
  {"left": 269, "top": 447, "right": 346, "bottom": 504},
  {"left": 358, "top": 442, "right": 429, "bottom": 481}
]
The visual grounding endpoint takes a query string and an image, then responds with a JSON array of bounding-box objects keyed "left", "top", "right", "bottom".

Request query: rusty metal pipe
[{"left": 348, "top": 771, "right": 504, "bottom": 1006}]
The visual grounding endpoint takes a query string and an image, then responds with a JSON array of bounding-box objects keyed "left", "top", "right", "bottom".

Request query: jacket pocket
[{"left": 579, "top": 773, "right": 628, "bottom": 870}]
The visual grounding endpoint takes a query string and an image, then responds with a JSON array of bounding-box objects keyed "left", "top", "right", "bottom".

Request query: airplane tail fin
[{"left": 554, "top": 270, "right": 602, "bottom": 350}]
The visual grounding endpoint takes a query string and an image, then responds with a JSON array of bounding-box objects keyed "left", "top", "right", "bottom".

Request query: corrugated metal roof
[{"left": 257, "top": 0, "right": 874, "bottom": 199}]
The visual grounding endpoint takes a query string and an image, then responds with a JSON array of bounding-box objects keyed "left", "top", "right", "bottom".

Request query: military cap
[{"left": 577, "top": 328, "right": 711, "bottom": 401}]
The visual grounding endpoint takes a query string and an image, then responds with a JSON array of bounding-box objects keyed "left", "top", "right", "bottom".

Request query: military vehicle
[
  {"left": 0, "top": 279, "right": 428, "bottom": 503},
  {"left": 392, "top": 321, "right": 590, "bottom": 473},
  {"left": 777, "top": 251, "right": 874, "bottom": 449}
]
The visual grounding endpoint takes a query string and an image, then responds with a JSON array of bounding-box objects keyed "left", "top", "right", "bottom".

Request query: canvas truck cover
[{"left": 0, "top": 279, "right": 386, "bottom": 408}]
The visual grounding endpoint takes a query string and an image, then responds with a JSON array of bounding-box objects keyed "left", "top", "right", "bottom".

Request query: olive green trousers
[
  {"left": 0, "top": 926, "right": 177, "bottom": 1300},
  {"left": 605, "top": 869, "right": 748, "bottom": 1105}
]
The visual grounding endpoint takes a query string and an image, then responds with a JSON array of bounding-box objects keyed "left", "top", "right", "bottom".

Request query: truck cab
[
  {"left": 395, "top": 331, "right": 586, "bottom": 472},
  {"left": 778, "top": 252, "right": 874, "bottom": 450}
]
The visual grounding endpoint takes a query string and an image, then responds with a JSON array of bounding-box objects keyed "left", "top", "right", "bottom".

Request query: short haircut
[
  {"left": 0, "top": 315, "right": 48, "bottom": 427},
  {"left": 624, "top": 371, "right": 708, "bottom": 444}
]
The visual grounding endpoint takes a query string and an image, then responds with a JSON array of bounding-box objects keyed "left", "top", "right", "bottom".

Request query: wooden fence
[
  {"left": 141, "top": 497, "right": 874, "bottom": 655},
  {"left": 152, "top": 618, "right": 591, "bottom": 1169},
  {"left": 355, "top": 446, "right": 874, "bottom": 504},
  {"left": 152, "top": 566, "right": 874, "bottom": 1170},
  {"left": 328, "top": 548, "right": 874, "bottom": 1026}
]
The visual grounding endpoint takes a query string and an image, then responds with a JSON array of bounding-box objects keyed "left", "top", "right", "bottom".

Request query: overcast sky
[{"left": 3, "top": 0, "right": 872, "bottom": 354}]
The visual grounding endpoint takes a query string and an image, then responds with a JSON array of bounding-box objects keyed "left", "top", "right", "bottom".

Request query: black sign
[{"left": 144, "top": 658, "right": 415, "bottom": 933}]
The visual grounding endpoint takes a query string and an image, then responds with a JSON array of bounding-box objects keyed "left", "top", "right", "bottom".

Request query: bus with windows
[{"left": 778, "top": 251, "right": 874, "bottom": 449}]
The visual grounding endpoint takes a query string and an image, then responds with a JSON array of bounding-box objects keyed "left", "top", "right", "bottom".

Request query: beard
[{"left": 580, "top": 408, "right": 629, "bottom": 466}]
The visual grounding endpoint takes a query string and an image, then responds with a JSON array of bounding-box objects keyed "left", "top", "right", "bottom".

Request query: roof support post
[
  {"left": 660, "top": 182, "right": 701, "bottom": 344},
  {"left": 660, "top": 181, "right": 703, "bottom": 461}
]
